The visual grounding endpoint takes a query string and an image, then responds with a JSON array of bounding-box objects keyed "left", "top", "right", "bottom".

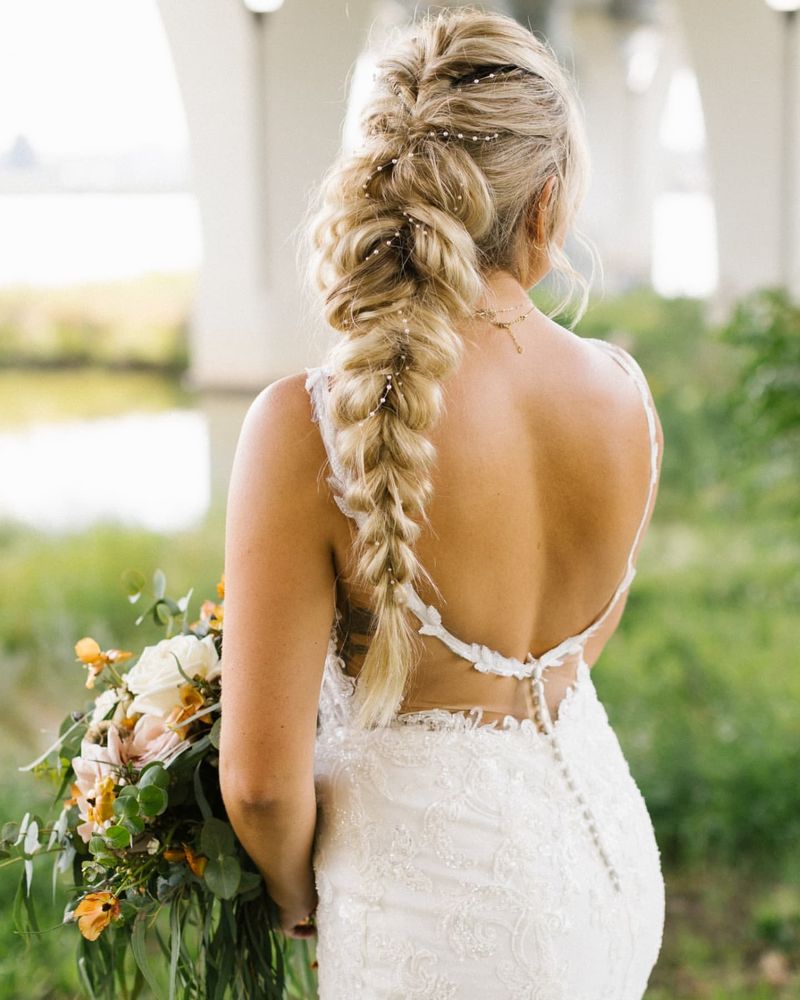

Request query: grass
[{"left": 0, "top": 272, "right": 194, "bottom": 372}]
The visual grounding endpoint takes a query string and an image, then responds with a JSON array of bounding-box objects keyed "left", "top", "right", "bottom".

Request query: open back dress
[{"left": 304, "top": 336, "right": 665, "bottom": 1000}]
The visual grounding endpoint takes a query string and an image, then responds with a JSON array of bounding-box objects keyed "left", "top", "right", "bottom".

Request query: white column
[
  {"left": 674, "top": 0, "right": 796, "bottom": 307},
  {"left": 567, "top": 8, "right": 675, "bottom": 295},
  {"left": 156, "top": 0, "right": 376, "bottom": 390}
]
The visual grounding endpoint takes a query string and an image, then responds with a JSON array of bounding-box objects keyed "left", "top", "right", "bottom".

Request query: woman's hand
[
  {"left": 278, "top": 907, "right": 317, "bottom": 938},
  {"left": 278, "top": 889, "right": 319, "bottom": 939}
]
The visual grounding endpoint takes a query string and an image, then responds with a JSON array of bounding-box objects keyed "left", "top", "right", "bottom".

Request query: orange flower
[
  {"left": 198, "top": 600, "right": 224, "bottom": 632},
  {"left": 162, "top": 842, "right": 208, "bottom": 877},
  {"left": 183, "top": 842, "right": 208, "bottom": 878},
  {"left": 72, "top": 891, "right": 120, "bottom": 941},
  {"left": 64, "top": 782, "right": 81, "bottom": 808},
  {"left": 216, "top": 574, "right": 225, "bottom": 600},
  {"left": 164, "top": 683, "right": 207, "bottom": 739},
  {"left": 162, "top": 846, "right": 186, "bottom": 863},
  {"left": 74, "top": 637, "right": 132, "bottom": 689}
]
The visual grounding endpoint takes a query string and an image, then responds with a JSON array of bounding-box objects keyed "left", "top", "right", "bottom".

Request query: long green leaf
[
  {"left": 204, "top": 856, "right": 241, "bottom": 899},
  {"left": 168, "top": 895, "right": 181, "bottom": 1000},
  {"left": 77, "top": 954, "right": 100, "bottom": 1000},
  {"left": 131, "top": 910, "right": 162, "bottom": 998},
  {"left": 192, "top": 761, "right": 212, "bottom": 821}
]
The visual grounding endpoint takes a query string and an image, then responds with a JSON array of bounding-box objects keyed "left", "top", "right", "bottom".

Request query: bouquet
[{"left": 1, "top": 569, "right": 318, "bottom": 1000}]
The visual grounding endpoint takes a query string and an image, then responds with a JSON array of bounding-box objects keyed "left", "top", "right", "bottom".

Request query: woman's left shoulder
[
  {"left": 232, "top": 370, "right": 329, "bottom": 503},
  {"left": 243, "top": 369, "right": 321, "bottom": 440}
]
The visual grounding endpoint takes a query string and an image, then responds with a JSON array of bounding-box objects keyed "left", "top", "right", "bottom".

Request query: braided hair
[{"left": 299, "top": 6, "right": 596, "bottom": 728}]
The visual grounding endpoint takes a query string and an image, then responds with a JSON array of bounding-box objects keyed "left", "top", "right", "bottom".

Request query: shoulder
[
  {"left": 577, "top": 339, "right": 664, "bottom": 535},
  {"left": 228, "top": 369, "right": 332, "bottom": 514},
  {"left": 530, "top": 325, "right": 663, "bottom": 498},
  {"left": 574, "top": 334, "right": 663, "bottom": 465},
  {"left": 239, "top": 370, "right": 321, "bottom": 454}
]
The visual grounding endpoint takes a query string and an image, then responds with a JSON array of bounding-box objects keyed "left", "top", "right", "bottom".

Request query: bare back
[{"left": 314, "top": 309, "right": 662, "bottom": 726}]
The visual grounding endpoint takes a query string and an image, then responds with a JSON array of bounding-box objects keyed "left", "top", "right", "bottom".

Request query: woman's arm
[{"left": 219, "top": 372, "right": 336, "bottom": 921}]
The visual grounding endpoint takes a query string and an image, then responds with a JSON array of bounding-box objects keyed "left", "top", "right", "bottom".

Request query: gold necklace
[{"left": 473, "top": 301, "right": 536, "bottom": 354}]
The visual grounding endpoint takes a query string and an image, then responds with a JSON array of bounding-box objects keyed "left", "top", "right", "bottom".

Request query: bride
[{"left": 219, "top": 6, "right": 665, "bottom": 998}]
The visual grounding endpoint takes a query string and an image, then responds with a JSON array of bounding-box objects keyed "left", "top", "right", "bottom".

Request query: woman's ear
[
  {"left": 524, "top": 175, "right": 556, "bottom": 249},
  {"left": 531, "top": 175, "right": 557, "bottom": 248}
]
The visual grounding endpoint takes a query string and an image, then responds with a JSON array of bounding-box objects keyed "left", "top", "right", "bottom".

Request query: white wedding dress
[{"left": 304, "top": 338, "right": 665, "bottom": 999}]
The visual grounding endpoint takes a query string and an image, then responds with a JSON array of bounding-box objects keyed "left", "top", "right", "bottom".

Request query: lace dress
[{"left": 304, "top": 338, "right": 665, "bottom": 1000}]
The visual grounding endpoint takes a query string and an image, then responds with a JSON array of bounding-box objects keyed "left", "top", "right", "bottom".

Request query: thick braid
[
  {"left": 300, "top": 6, "right": 596, "bottom": 728},
  {"left": 324, "top": 154, "right": 489, "bottom": 729}
]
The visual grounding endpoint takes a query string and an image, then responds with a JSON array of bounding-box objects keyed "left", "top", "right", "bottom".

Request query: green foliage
[
  {"left": 716, "top": 286, "right": 800, "bottom": 516},
  {"left": 0, "top": 273, "right": 192, "bottom": 373},
  {"left": 720, "top": 285, "right": 800, "bottom": 443}
]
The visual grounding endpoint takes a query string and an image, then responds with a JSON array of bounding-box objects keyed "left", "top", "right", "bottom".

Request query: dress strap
[{"left": 577, "top": 338, "right": 661, "bottom": 635}]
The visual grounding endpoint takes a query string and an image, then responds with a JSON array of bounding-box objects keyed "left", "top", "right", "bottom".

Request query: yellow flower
[
  {"left": 72, "top": 891, "right": 121, "bottom": 941},
  {"left": 164, "top": 683, "right": 207, "bottom": 739},
  {"left": 192, "top": 600, "right": 223, "bottom": 633},
  {"left": 93, "top": 775, "right": 116, "bottom": 824},
  {"left": 75, "top": 637, "right": 102, "bottom": 664},
  {"left": 74, "top": 637, "right": 132, "bottom": 689},
  {"left": 216, "top": 574, "right": 225, "bottom": 600}
]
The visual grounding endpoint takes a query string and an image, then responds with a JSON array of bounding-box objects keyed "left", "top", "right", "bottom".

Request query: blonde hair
[{"left": 299, "top": 5, "right": 597, "bottom": 728}]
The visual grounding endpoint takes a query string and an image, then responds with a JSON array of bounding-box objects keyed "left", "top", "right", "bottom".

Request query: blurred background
[{"left": 0, "top": 0, "right": 798, "bottom": 996}]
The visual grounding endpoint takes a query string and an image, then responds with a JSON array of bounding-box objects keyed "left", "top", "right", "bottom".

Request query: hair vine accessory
[
  {"left": 358, "top": 309, "right": 411, "bottom": 424},
  {"left": 363, "top": 207, "right": 440, "bottom": 262},
  {"left": 451, "top": 62, "right": 545, "bottom": 90},
  {"left": 362, "top": 129, "right": 502, "bottom": 200}
]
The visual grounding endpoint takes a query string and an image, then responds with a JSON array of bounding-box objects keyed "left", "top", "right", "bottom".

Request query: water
[{"left": 0, "top": 406, "right": 211, "bottom": 534}]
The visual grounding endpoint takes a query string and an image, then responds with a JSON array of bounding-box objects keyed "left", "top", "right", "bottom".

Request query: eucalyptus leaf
[
  {"left": 121, "top": 568, "right": 146, "bottom": 603},
  {"left": 200, "top": 817, "right": 236, "bottom": 859},
  {"left": 138, "top": 785, "right": 168, "bottom": 817},
  {"left": 1, "top": 821, "right": 19, "bottom": 844},
  {"left": 138, "top": 762, "right": 170, "bottom": 790},
  {"left": 237, "top": 869, "right": 264, "bottom": 900},
  {"left": 204, "top": 855, "right": 241, "bottom": 899},
  {"left": 104, "top": 825, "right": 131, "bottom": 850},
  {"left": 112, "top": 795, "right": 140, "bottom": 819},
  {"left": 177, "top": 587, "right": 194, "bottom": 613},
  {"left": 208, "top": 717, "right": 221, "bottom": 749},
  {"left": 153, "top": 601, "right": 171, "bottom": 626},
  {"left": 89, "top": 835, "right": 107, "bottom": 855},
  {"left": 123, "top": 814, "right": 146, "bottom": 836}
]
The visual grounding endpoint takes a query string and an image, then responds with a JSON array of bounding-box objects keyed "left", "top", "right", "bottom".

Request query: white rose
[
  {"left": 125, "top": 634, "right": 220, "bottom": 718},
  {"left": 90, "top": 687, "right": 119, "bottom": 724}
]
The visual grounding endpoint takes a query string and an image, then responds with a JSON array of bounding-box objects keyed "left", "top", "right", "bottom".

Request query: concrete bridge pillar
[{"left": 156, "top": 0, "right": 376, "bottom": 389}]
